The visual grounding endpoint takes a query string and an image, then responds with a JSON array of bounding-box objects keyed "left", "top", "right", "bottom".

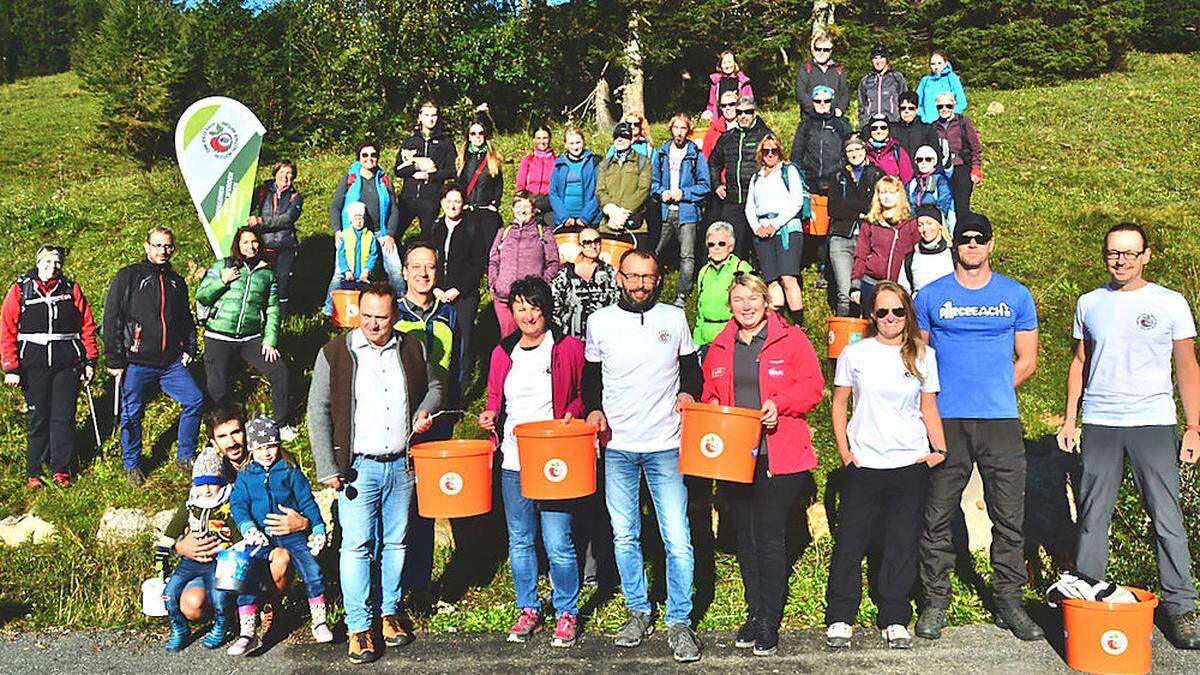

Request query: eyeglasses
[
  {"left": 720, "top": 102, "right": 738, "bottom": 108},
  {"left": 870, "top": 124, "right": 889, "bottom": 131},
  {"left": 874, "top": 307, "right": 907, "bottom": 319},
  {"left": 955, "top": 233, "right": 992, "bottom": 246},
  {"left": 814, "top": 46, "right": 832, "bottom": 53},
  {"left": 619, "top": 271, "right": 658, "bottom": 284},
  {"left": 706, "top": 241, "right": 730, "bottom": 249},
  {"left": 736, "top": 108, "right": 755, "bottom": 115},
  {"left": 360, "top": 152, "right": 378, "bottom": 159},
  {"left": 761, "top": 147, "right": 780, "bottom": 156},
  {"left": 813, "top": 98, "right": 832, "bottom": 105},
  {"left": 915, "top": 156, "right": 937, "bottom": 163},
  {"left": 936, "top": 103, "right": 954, "bottom": 110},
  {"left": 1103, "top": 249, "right": 1145, "bottom": 261},
  {"left": 899, "top": 105, "right": 917, "bottom": 111},
  {"left": 580, "top": 238, "right": 601, "bottom": 246},
  {"left": 148, "top": 242, "right": 175, "bottom": 251},
  {"left": 628, "top": 122, "right": 642, "bottom": 128}
]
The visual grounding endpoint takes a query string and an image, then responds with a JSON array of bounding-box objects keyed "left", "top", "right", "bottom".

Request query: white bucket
[{"left": 141, "top": 577, "right": 167, "bottom": 617}]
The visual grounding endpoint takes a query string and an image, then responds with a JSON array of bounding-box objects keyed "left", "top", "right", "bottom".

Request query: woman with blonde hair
[
  {"left": 826, "top": 281, "right": 946, "bottom": 650},
  {"left": 458, "top": 120, "right": 505, "bottom": 243},
  {"left": 700, "top": 272, "right": 824, "bottom": 656},
  {"left": 744, "top": 134, "right": 810, "bottom": 325},
  {"left": 848, "top": 175, "right": 919, "bottom": 318}
]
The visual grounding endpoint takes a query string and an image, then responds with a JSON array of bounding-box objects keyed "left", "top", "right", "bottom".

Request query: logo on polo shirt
[
  {"left": 544, "top": 459, "right": 568, "bottom": 483},
  {"left": 658, "top": 330, "right": 671, "bottom": 343},
  {"left": 938, "top": 300, "right": 1012, "bottom": 320},
  {"left": 1100, "top": 629, "right": 1128, "bottom": 656},
  {"left": 1136, "top": 313, "right": 1157, "bottom": 330},
  {"left": 439, "top": 472, "right": 463, "bottom": 496},
  {"left": 700, "top": 433, "right": 724, "bottom": 459}
]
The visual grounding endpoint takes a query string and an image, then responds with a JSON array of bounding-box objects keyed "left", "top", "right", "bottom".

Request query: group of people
[{"left": 1, "top": 34, "right": 1197, "bottom": 667}]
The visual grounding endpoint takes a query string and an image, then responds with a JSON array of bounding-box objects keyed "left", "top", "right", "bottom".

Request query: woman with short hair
[
  {"left": 550, "top": 227, "right": 619, "bottom": 340},
  {"left": 744, "top": 134, "right": 810, "bottom": 325}
]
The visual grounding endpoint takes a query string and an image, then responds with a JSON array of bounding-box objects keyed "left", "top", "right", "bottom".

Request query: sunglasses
[
  {"left": 813, "top": 98, "right": 832, "bottom": 104},
  {"left": 761, "top": 147, "right": 780, "bottom": 156},
  {"left": 814, "top": 46, "right": 832, "bottom": 53},
  {"left": 360, "top": 152, "right": 379, "bottom": 159},
  {"left": 916, "top": 156, "right": 937, "bottom": 163},
  {"left": 955, "top": 233, "right": 992, "bottom": 246},
  {"left": 720, "top": 102, "right": 738, "bottom": 108},
  {"left": 870, "top": 124, "right": 889, "bottom": 131},
  {"left": 900, "top": 105, "right": 917, "bottom": 111},
  {"left": 936, "top": 103, "right": 955, "bottom": 110},
  {"left": 707, "top": 241, "right": 730, "bottom": 248},
  {"left": 580, "top": 238, "right": 601, "bottom": 246},
  {"left": 874, "top": 307, "right": 907, "bottom": 319},
  {"left": 736, "top": 108, "right": 756, "bottom": 115}
]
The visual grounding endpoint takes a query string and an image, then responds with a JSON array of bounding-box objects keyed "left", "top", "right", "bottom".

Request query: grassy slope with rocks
[{"left": 0, "top": 54, "right": 1197, "bottom": 635}]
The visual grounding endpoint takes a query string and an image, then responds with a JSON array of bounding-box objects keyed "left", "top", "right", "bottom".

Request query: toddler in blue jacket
[{"left": 227, "top": 415, "right": 331, "bottom": 655}]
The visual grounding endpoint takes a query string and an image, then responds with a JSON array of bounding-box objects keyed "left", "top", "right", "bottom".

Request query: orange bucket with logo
[
  {"left": 331, "top": 289, "right": 361, "bottom": 328},
  {"left": 827, "top": 317, "right": 868, "bottom": 359},
  {"left": 514, "top": 419, "right": 599, "bottom": 500},
  {"left": 806, "top": 193, "right": 830, "bottom": 236},
  {"left": 555, "top": 231, "right": 581, "bottom": 264},
  {"left": 678, "top": 402, "right": 762, "bottom": 483},
  {"left": 1063, "top": 587, "right": 1157, "bottom": 675},
  {"left": 409, "top": 440, "right": 494, "bottom": 518}
]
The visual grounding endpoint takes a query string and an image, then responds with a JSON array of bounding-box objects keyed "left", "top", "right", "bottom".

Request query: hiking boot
[
  {"left": 1165, "top": 611, "right": 1200, "bottom": 649},
  {"left": 506, "top": 608, "right": 542, "bottom": 643},
  {"left": 202, "top": 611, "right": 230, "bottom": 649},
  {"left": 50, "top": 473, "right": 71, "bottom": 488},
  {"left": 994, "top": 602, "right": 1044, "bottom": 641},
  {"left": 347, "top": 630, "right": 378, "bottom": 664},
  {"left": 126, "top": 468, "right": 146, "bottom": 487},
  {"left": 915, "top": 606, "right": 948, "bottom": 640},
  {"left": 259, "top": 600, "right": 276, "bottom": 636},
  {"left": 165, "top": 619, "right": 189, "bottom": 652},
  {"left": 825, "top": 622, "right": 852, "bottom": 648},
  {"left": 26, "top": 476, "right": 45, "bottom": 491},
  {"left": 667, "top": 622, "right": 702, "bottom": 663},
  {"left": 613, "top": 609, "right": 653, "bottom": 648},
  {"left": 753, "top": 621, "right": 778, "bottom": 656},
  {"left": 882, "top": 624, "right": 913, "bottom": 649},
  {"left": 735, "top": 615, "right": 758, "bottom": 649},
  {"left": 381, "top": 613, "right": 413, "bottom": 647},
  {"left": 551, "top": 612, "right": 578, "bottom": 648}
]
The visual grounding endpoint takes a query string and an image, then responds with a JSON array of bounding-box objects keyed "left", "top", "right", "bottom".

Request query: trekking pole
[
  {"left": 84, "top": 382, "right": 101, "bottom": 447},
  {"left": 111, "top": 371, "right": 122, "bottom": 440}
]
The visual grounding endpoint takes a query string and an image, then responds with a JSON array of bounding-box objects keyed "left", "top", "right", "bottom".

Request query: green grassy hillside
[{"left": 0, "top": 54, "right": 1196, "bottom": 634}]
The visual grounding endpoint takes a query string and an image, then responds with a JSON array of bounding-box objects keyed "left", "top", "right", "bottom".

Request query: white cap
[{"left": 347, "top": 201, "right": 366, "bottom": 218}]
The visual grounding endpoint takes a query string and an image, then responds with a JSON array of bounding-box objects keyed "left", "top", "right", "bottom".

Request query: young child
[
  {"left": 227, "top": 416, "right": 331, "bottom": 655},
  {"left": 160, "top": 449, "right": 240, "bottom": 652},
  {"left": 323, "top": 200, "right": 377, "bottom": 316}
]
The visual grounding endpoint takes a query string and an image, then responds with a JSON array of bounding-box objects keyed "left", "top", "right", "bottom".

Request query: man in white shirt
[
  {"left": 1057, "top": 223, "right": 1200, "bottom": 649},
  {"left": 584, "top": 250, "right": 704, "bottom": 662},
  {"left": 307, "top": 283, "right": 442, "bottom": 664}
]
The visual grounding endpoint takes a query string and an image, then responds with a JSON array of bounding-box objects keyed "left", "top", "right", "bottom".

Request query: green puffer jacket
[
  {"left": 692, "top": 254, "right": 752, "bottom": 346},
  {"left": 195, "top": 259, "right": 280, "bottom": 347}
]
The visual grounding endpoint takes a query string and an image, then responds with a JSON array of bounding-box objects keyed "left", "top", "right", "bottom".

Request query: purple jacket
[
  {"left": 487, "top": 219, "right": 561, "bottom": 301},
  {"left": 485, "top": 328, "right": 586, "bottom": 428}
]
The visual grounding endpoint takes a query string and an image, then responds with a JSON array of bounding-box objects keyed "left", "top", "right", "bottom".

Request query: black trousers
[
  {"left": 448, "top": 291, "right": 480, "bottom": 396},
  {"left": 920, "top": 418, "right": 1027, "bottom": 606},
  {"left": 714, "top": 200, "right": 753, "bottom": 263},
  {"left": 22, "top": 363, "right": 80, "bottom": 476},
  {"left": 825, "top": 463, "right": 929, "bottom": 627},
  {"left": 465, "top": 208, "right": 503, "bottom": 249},
  {"left": 202, "top": 336, "right": 290, "bottom": 424},
  {"left": 722, "top": 457, "right": 814, "bottom": 628},
  {"left": 949, "top": 165, "right": 974, "bottom": 218},
  {"left": 398, "top": 197, "right": 441, "bottom": 241},
  {"left": 269, "top": 246, "right": 297, "bottom": 317}
]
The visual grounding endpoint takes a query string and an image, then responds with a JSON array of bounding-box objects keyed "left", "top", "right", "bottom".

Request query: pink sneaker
[
  {"left": 551, "top": 612, "right": 578, "bottom": 647},
  {"left": 506, "top": 608, "right": 542, "bottom": 643}
]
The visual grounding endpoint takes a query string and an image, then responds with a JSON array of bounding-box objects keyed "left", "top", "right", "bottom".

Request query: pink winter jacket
[
  {"left": 705, "top": 71, "right": 754, "bottom": 121},
  {"left": 516, "top": 149, "right": 556, "bottom": 195},
  {"left": 487, "top": 219, "right": 561, "bottom": 301}
]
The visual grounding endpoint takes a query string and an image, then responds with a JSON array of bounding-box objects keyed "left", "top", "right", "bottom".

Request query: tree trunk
[
  {"left": 812, "top": 0, "right": 836, "bottom": 40},
  {"left": 620, "top": 15, "right": 645, "bottom": 117},
  {"left": 594, "top": 76, "right": 615, "bottom": 132}
]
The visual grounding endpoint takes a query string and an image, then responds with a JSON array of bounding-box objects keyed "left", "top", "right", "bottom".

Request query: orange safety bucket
[
  {"left": 409, "top": 440, "right": 495, "bottom": 519},
  {"left": 678, "top": 402, "right": 762, "bottom": 483},
  {"left": 514, "top": 419, "right": 599, "bottom": 500},
  {"left": 599, "top": 237, "right": 634, "bottom": 266},
  {"left": 807, "top": 193, "right": 830, "bottom": 236},
  {"left": 331, "top": 289, "right": 361, "bottom": 328},
  {"left": 554, "top": 231, "right": 581, "bottom": 264},
  {"left": 827, "top": 317, "right": 868, "bottom": 359},
  {"left": 1063, "top": 587, "right": 1158, "bottom": 675}
]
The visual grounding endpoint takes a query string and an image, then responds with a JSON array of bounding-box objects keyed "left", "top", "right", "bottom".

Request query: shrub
[{"left": 1137, "top": 0, "right": 1200, "bottom": 53}]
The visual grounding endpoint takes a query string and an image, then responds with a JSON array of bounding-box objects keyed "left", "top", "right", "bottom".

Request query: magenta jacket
[
  {"left": 705, "top": 71, "right": 754, "bottom": 121},
  {"left": 701, "top": 312, "right": 825, "bottom": 475},
  {"left": 487, "top": 219, "right": 561, "bottom": 301},
  {"left": 485, "top": 328, "right": 586, "bottom": 429},
  {"left": 516, "top": 149, "right": 556, "bottom": 196},
  {"left": 866, "top": 137, "right": 915, "bottom": 184}
]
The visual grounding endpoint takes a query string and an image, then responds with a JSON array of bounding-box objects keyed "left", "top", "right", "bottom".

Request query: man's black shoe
[
  {"left": 994, "top": 602, "right": 1044, "bottom": 641},
  {"left": 915, "top": 606, "right": 948, "bottom": 640}
]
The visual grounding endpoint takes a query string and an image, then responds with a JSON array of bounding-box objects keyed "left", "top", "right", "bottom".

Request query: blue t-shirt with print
[{"left": 915, "top": 272, "right": 1038, "bottom": 419}]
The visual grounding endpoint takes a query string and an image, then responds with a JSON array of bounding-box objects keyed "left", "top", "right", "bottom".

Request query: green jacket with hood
[{"left": 195, "top": 259, "right": 281, "bottom": 347}]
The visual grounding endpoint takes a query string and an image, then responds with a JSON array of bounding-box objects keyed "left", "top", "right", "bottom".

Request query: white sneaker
[
  {"left": 226, "top": 635, "right": 259, "bottom": 656},
  {"left": 826, "top": 622, "right": 852, "bottom": 648},
  {"left": 278, "top": 425, "right": 299, "bottom": 442},
  {"left": 312, "top": 622, "right": 334, "bottom": 643},
  {"left": 881, "top": 624, "right": 913, "bottom": 649}
]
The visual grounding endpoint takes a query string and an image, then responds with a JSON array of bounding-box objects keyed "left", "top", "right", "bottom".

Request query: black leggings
[
  {"left": 202, "top": 336, "right": 290, "bottom": 424},
  {"left": 950, "top": 165, "right": 974, "bottom": 218}
]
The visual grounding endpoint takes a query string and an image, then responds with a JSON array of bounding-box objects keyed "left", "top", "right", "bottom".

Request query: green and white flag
[{"left": 174, "top": 97, "right": 265, "bottom": 259}]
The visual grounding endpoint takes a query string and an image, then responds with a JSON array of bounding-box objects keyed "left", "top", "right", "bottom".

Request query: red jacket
[
  {"left": 486, "top": 328, "right": 587, "bottom": 432},
  {"left": 700, "top": 312, "right": 825, "bottom": 475},
  {"left": 1, "top": 274, "right": 98, "bottom": 372},
  {"left": 851, "top": 217, "right": 920, "bottom": 286}
]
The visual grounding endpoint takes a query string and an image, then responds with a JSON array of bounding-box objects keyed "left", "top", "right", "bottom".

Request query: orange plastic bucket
[
  {"left": 827, "top": 317, "right": 868, "bottom": 359},
  {"left": 1063, "top": 587, "right": 1157, "bottom": 675},
  {"left": 331, "top": 289, "right": 361, "bottom": 328},
  {"left": 678, "top": 402, "right": 762, "bottom": 483},
  {"left": 807, "top": 193, "right": 830, "bottom": 235},
  {"left": 599, "top": 238, "right": 634, "bottom": 266},
  {"left": 409, "top": 440, "right": 494, "bottom": 518},
  {"left": 555, "top": 231, "right": 581, "bottom": 264},
  {"left": 514, "top": 419, "right": 599, "bottom": 500}
]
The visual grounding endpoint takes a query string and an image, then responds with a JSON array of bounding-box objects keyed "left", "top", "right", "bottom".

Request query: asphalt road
[{"left": 3, "top": 623, "right": 1199, "bottom": 674}]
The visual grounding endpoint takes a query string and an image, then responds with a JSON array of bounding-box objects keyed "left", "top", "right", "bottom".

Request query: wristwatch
[{"left": 931, "top": 447, "right": 947, "bottom": 455}]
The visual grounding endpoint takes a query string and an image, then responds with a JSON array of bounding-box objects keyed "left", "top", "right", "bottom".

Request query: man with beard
[{"left": 583, "top": 250, "right": 704, "bottom": 663}]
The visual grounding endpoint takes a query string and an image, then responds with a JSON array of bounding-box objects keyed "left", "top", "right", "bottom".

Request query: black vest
[{"left": 16, "top": 274, "right": 84, "bottom": 369}]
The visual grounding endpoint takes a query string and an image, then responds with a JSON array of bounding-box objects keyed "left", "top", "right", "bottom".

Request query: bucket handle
[{"left": 403, "top": 409, "right": 469, "bottom": 473}]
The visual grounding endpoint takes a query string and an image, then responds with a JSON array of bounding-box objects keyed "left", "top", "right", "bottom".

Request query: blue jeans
[
  {"left": 501, "top": 469, "right": 579, "bottom": 616},
  {"left": 119, "top": 360, "right": 204, "bottom": 470},
  {"left": 164, "top": 557, "right": 228, "bottom": 624},
  {"left": 338, "top": 455, "right": 413, "bottom": 634},
  {"left": 236, "top": 533, "right": 324, "bottom": 607},
  {"left": 605, "top": 448, "right": 694, "bottom": 625}
]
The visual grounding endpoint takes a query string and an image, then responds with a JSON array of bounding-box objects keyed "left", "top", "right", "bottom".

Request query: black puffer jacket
[
  {"left": 394, "top": 123, "right": 458, "bottom": 202},
  {"left": 254, "top": 180, "right": 303, "bottom": 251},
  {"left": 708, "top": 116, "right": 774, "bottom": 205},
  {"left": 827, "top": 163, "right": 886, "bottom": 238},
  {"left": 790, "top": 113, "right": 852, "bottom": 194},
  {"left": 103, "top": 260, "right": 195, "bottom": 369}
]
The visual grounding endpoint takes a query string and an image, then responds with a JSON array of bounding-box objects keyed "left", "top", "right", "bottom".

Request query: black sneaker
[
  {"left": 915, "top": 606, "right": 948, "bottom": 640},
  {"left": 993, "top": 602, "right": 1044, "bottom": 641},
  {"left": 613, "top": 610, "right": 653, "bottom": 648},
  {"left": 752, "top": 621, "right": 778, "bottom": 657},
  {"left": 1165, "top": 611, "right": 1200, "bottom": 649},
  {"left": 735, "top": 615, "right": 758, "bottom": 649},
  {"left": 667, "top": 622, "right": 702, "bottom": 663}
]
